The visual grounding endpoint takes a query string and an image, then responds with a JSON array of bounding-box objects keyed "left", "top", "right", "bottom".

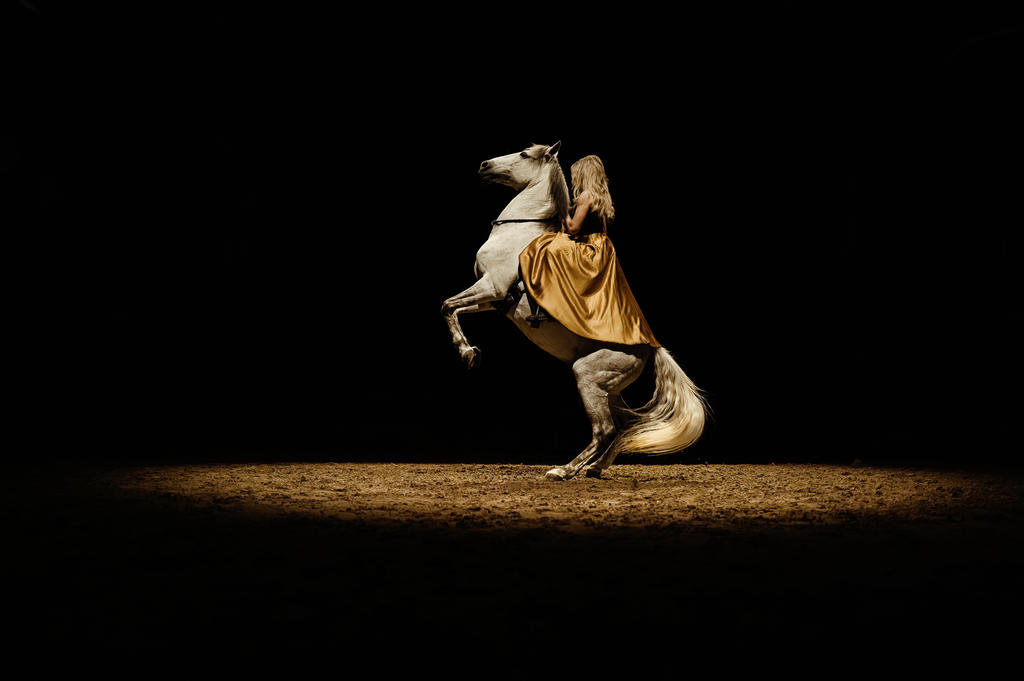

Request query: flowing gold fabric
[{"left": 519, "top": 232, "right": 660, "bottom": 347}]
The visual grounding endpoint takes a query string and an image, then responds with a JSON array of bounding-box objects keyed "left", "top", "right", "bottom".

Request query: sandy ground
[
  {"left": 78, "top": 462, "right": 1024, "bottom": 530},
  {"left": 8, "top": 461, "right": 1024, "bottom": 666}
]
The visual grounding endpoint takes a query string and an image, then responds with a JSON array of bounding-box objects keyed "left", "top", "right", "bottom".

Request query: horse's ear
[{"left": 546, "top": 140, "right": 562, "bottom": 159}]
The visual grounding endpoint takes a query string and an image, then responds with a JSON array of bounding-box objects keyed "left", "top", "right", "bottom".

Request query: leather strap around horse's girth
[
  {"left": 489, "top": 218, "right": 556, "bottom": 324},
  {"left": 495, "top": 275, "right": 527, "bottom": 317},
  {"left": 495, "top": 270, "right": 547, "bottom": 327}
]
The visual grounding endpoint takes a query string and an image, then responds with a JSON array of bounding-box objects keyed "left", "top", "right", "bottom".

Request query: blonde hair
[{"left": 570, "top": 155, "right": 615, "bottom": 221}]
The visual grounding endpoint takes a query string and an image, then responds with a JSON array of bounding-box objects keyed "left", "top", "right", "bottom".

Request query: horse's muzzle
[
  {"left": 478, "top": 163, "right": 500, "bottom": 182},
  {"left": 478, "top": 160, "right": 510, "bottom": 185}
]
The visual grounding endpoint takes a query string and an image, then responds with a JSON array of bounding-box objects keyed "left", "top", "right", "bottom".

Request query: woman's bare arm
[{"left": 565, "top": 191, "right": 592, "bottom": 236}]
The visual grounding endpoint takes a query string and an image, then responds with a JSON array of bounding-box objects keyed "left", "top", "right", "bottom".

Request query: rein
[{"left": 491, "top": 218, "right": 557, "bottom": 227}]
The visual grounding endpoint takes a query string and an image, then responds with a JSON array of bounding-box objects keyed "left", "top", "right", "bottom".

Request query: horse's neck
[
  {"left": 480, "top": 173, "right": 561, "bottom": 273},
  {"left": 482, "top": 176, "right": 559, "bottom": 271},
  {"left": 497, "top": 175, "right": 559, "bottom": 223}
]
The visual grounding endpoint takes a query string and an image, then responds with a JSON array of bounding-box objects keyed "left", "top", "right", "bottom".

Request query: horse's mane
[{"left": 528, "top": 143, "right": 571, "bottom": 229}]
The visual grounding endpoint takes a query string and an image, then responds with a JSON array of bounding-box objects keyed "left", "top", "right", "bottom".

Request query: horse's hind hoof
[
  {"left": 545, "top": 467, "right": 569, "bottom": 481},
  {"left": 583, "top": 467, "right": 602, "bottom": 479}
]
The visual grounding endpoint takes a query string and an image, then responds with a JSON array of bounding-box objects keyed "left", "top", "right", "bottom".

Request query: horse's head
[{"left": 479, "top": 141, "right": 562, "bottom": 190}]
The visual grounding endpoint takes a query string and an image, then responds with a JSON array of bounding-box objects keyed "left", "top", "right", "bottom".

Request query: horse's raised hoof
[
  {"left": 583, "top": 466, "right": 602, "bottom": 479},
  {"left": 544, "top": 467, "right": 569, "bottom": 481},
  {"left": 461, "top": 346, "right": 481, "bottom": 369}
]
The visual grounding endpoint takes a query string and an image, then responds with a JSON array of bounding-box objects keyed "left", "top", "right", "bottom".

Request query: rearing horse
[{"left": 442, "top": 142, "right": 706, "bottom": 479}]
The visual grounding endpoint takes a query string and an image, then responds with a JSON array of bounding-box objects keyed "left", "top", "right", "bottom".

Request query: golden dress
[{"left": 518, "top": 208, "right": 660, "bottom": 347}]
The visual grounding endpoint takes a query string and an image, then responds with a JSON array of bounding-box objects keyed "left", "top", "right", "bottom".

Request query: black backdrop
[{"left": 8, "top": 3, "right": 1020, "bottom": 467}]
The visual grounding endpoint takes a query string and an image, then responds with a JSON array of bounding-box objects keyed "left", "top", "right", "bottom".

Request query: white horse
[{"left": 442, "top": 142, "right": 706, "bottom": 480}]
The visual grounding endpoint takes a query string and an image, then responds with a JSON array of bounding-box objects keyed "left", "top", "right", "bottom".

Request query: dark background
[
  {"left": 6, "top": 2, "right": 1021, "bottom": 468},
  {"left": 7, "top": 6, "right": 1021, "bottom": 665}
]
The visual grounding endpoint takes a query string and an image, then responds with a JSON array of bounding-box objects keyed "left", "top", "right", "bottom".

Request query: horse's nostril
[{"left": 479, "top": 161, "right": 490, "bottom": 171}]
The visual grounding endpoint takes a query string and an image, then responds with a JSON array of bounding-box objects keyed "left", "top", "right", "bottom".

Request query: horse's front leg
[{"left": 441, "top": 276, "right": 502, "bottom": 368}]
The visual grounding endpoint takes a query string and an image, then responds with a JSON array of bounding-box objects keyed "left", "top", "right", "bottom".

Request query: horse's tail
[{"left": 610, "top": 347, "right": 707, "bottom": 457}]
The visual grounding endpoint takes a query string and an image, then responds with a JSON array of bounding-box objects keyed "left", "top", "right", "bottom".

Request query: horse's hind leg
[
  {"left": 609, "top": 393, "right": 630, "bottom": 430},
  {"left": 545, "top": 348, "right": 646, "bottom": 481},
  {"left": 581, "top": 393, "right": 633, "bottom": 478}
]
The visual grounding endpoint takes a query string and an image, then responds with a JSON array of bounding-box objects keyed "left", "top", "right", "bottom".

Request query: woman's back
[{"left": 573, "top": 201, "right": 608, "bottom": 236}]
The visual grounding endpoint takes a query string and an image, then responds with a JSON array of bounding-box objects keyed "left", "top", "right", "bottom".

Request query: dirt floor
[{"left": 8, "top": 461, "right": 1024, "bottom": 667}]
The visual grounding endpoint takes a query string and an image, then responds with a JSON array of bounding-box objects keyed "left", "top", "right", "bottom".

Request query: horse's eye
[{"left": 520, "top": 152, "right": 529, "bottom": 159}]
